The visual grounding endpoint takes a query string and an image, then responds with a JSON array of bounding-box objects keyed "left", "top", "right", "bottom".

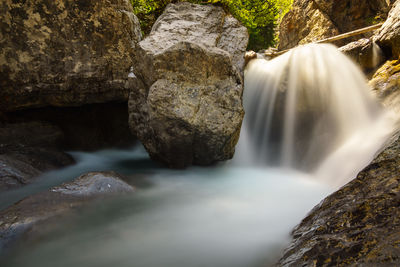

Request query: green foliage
[{"left": 131, "top": 0, "right": 293, "bottom": 50}]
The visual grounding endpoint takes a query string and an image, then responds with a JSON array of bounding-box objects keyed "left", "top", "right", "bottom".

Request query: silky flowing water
[{"left": 0, "top": 44, "right": 395, "bottom": 267}]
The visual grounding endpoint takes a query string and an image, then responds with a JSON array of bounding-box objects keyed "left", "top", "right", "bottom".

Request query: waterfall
[{"left": 237, "top": 44, "right": 395, "bottom": 185}]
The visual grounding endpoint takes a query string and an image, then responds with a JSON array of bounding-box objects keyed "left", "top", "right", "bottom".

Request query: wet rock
[
  {"left": 0, "top": 0, "right": 141, "bottom": 112},
  {"left": 129, "top": 2, "right": 246, "bottom": 168},
  {"left": 370, "top": 59, "right": 400, "bottom": 114},
  {"left": 0, "top": 122, "right": 73, "bottom": 191},
  {"left": 375, "top": 0, "right": 400, "bottom": 59},
  {"left": 279, "top": 0, "right": 393, "bottom": 50},
  {"left": 244, "top": 51, "right": 258, "bottom": 67},
  {"left": 0, "top": 171, "right": 134, "bottom": 253},
  {"left": 277, "top": 134, "right": 400, "bottom": 266},
  {"left": 0, "top": 155, "right": 41, "bottom": 191},
  {"left": 52, "top": 171, "right": 134, "bottom": 196},
  {"left": 339, "top": 38, "right": 385, "bottom": 71}
]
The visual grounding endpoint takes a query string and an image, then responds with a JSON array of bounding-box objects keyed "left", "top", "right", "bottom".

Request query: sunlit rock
[
  {"left": 279, "top": 0, "right": 393, "bottom": 50},
  {"left": 370, "top": 59, "right": 400, "bottom": 114},
  {"left": 375, "top": 0, "right": 400, "bottom": 58}
]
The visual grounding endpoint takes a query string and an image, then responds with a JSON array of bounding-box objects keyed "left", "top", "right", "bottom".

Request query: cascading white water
[
  {"left": 1, "top": 44, "right": 396, "bottom": 267},
  {"left": 237, "top": 43, "right": 395, "bottom": 186}
]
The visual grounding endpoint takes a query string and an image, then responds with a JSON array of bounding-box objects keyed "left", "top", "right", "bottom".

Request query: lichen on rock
[{"left": 0, "top": 0, "right": 142, "bottom": 111}]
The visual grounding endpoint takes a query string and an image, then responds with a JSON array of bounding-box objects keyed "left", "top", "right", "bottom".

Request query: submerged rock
[
  {"left": 129, "top": 2, "right": 247, "bottom": 168},
  {"left": 52, "top": 171, "right": 134, "bottom": 196},
  {"left": 0, "top": 171, "right": 134, "bottom": 253},
  {"left": 279, "top": 0, "right": 393, "bottom": 50},
  {"left": 277, "top": 134, "right": 400, "bottom": 266},
  {"left": 0, "top": 0, "right": 141, "bottom": 111},
  {"left": 0, "top": 122, "right": 73, "bottom": 191}
]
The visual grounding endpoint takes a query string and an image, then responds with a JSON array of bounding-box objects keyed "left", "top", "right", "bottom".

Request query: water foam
[{"left": 237, "top": 43, "right": 395, "bottom": 185}]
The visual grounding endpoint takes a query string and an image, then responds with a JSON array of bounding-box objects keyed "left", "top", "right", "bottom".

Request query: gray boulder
[{"left": 129, "top": 2, "right": 247, "bottom": 168}]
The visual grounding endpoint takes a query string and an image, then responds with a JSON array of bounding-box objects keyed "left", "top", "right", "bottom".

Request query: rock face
[
  {"left": 375, "top": 0, "right": 400, "bottom": 59},
  {"left": 0, "top": 0, "right": 141, "bottom": 111},
  {"left": 277, "top": 134, "right": 400, "bottom": 266},
  {"left": 279, "top": 0, "right": 394, "bottom": 50},
  {"left": 129, "top": 2, "right": 247, "bottom": 168},
  {"left": 370, "top": 59, "right": 400, "bottom": 113},
  {"left": 339, "top": 38, "right": 385, "bottom": 71},
  {"left": 0, "top": 122, "right": 74, "bottom": 191},
  {"left": 0, "top": 171, "right": 134, "bottom": 253}
]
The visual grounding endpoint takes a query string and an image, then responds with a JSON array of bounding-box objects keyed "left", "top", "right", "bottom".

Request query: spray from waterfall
[
  {"left": 236, "top": 44, "right": 395, "bottom": 185},
  {"left": 372, "top": 41, "right": 384, "bottom": 68}
]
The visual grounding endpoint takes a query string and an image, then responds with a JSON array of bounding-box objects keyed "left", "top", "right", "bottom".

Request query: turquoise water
[{"left": 0, "top": 146, "right": 332, "bottom": 267}]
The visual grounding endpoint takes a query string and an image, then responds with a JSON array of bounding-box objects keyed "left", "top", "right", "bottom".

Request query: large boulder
[
  {"left": 375, "top": 0, "right": 400, "bottom": 59},
  {"left": 279, "top": 0, "right": 394, "bottom": 50},
  {"left": 0, "top": 0, "right": 141, "bottom": 112},
  {"left": 277, "top": 134, "right": 400, "bottom": 266},
  {"left": 129, "top": 2, "right": 247, "bottom": 168}
]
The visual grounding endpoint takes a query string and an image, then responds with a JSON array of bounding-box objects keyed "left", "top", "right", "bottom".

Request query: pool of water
[{"left": 0, "top": 146, "right": 334, "bottom": 267}]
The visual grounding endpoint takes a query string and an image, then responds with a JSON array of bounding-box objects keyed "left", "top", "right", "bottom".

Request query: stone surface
[
  {"left": 139, "top": 2, "right": 248, "bottom": 74},
  {"left": 0, "top": 122, "right": 74, "bottom": 191},
  {"left": 129, "top": 2, "right": 246, "bottom": 168},
  {"left": 0, "top": 0, "right": 141, "bottom": 111},
  {"left": 339, "top": 38, "right": 385, "bottom": 71},
  {"left": 52, "top": 171, "right": 134, "bottom": 196},
  {"left": 370, "top": 59, "right": 400, "bottom": 114},
  {"left": 0, "top": 171, "right": 134, "bottom": 253},
  {"left": 279, "top": 0, "right": 393, "bottom": 50},
  {"left": 375, "top": 0, "right": 400, "bottom": 59},
  {"left": 278, "top": 0, "right": 339, "bottom": 50},
  {"left": 277, "top": 134, "right": 400, "bottom": 266}
]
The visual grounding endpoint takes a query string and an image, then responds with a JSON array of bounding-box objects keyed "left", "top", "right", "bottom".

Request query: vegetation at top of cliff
[{"left": 131, "top": 0, "right": 293, "bottom": 51}]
